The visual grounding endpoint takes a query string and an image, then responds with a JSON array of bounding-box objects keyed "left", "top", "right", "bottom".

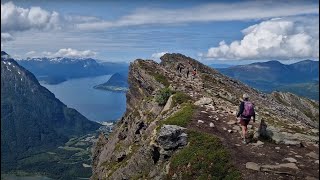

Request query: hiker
[
  {"left": 179, "top": 64, "right": 185, "bottom": 73},
  {"left": 176, "top": 63, "right": 181, "bottom": 72},
  {"left": 236, "top": 93, "right": 255, "bottom": 144},
  {"left": 192, "top": 68, "right": 197, "bottom": 79},
  {"left": 186, "top": 68, "right": 190, "bottom": 78}
]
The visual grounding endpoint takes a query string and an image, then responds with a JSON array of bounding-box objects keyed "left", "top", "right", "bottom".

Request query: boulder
[
  {"left": 252, "top": 141, "right": 264, "bottom": 146},
  {"left": 283, "top": 140, "right": 302, "bottom": 147},
  {"left": 197, "top": 120, "right": 204, "bottom": 124},
  {"left": 209, "top": 122, "right": 215, "bottom": 128},
  {"left": 284, "top": 157, "right": 297, "bottom": 163},
  {"left": 227, "top": 120, "right": 237, "bottom": 125},
  {"left": 157, "top": 125, "right": 188, "bottom": 150},
  {"left": 261, "top": 163, "right": 299, "bottom": 170},
  {"left": 306, "top": 152, "right": 319, "bottom": 159},
  {"left": 246, "top": 162, "right": 261, "bottom": 171},
  {"left": 305, "top": 176, "right": 318, "bottom": 180},
  {"left": 161, "top": 95, "right": 173, "bottom": 113},
  {"left": 232, "top": 126, "right": 241, "bottom": 131},
  {"left": 258, "top": 119, "right": 268, "bottom": 138},
  {"left": 194, "top": 97, "right": 213, "bottom": 106}
]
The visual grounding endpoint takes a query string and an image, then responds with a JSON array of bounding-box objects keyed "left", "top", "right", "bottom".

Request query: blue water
[
  {"left": 1, "top": 174, "right": 52, "bottom": 180},
  {"left": 41, "top": 75, "right": 126, "bottom": 122}
]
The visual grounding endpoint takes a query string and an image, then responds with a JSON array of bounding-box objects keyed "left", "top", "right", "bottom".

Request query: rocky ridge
[{"left": 91, "top": 53, "right": 319, "bottom": 180}]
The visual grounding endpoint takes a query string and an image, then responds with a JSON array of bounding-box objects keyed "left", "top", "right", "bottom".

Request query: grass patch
[
  {"left": 201, "top": 74, "right": 218, "bottom": 89},
  {"left": 160, "top": 103, "right": 195, "bottom": 128},
  {"left": 138, "top": 61, "right": 170, "bottom": 87},
  {"left": 168, "top": 130, "right": 241, "bottom": 180},
  {"left": 102, "top": 144, "right": 140, "bottom": 178},
  {"left": 153, "top": 73, "right": 170, "bottom": 87},
  {"left": 264, "top": 115, "right": 305, "bottom": 134},
  {"left": 58, "top": 146, "right": 84, "bottom": 151},
  {"left": 132, "top": 109, "right": 141, "bottom": 119},
  {"left": 273, "top": 93, "right": 290, "bottom": 106},
  {"left": 145, "top": 96, "right": 154, "bottom": 102},
  {"left": 171, "top": 92, "right": 192, "bottom": 108}
]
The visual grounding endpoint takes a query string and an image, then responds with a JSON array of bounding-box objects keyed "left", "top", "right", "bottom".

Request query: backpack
[{"left": 242, "top": 101, "right": 254, "bottom": 117}]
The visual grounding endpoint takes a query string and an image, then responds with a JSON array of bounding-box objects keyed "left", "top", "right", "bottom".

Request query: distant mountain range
[
  {"left": 208, "top": 63, "right": 235, "bottom": 68},
  {"left": 217, "top": 60, "right": 319, "bottom": 100},
  {"left": 1, "top": 51, "right": 101, "bottom": 178},
  {"left": 18, "top": 57, "right": 129, "bottom": 84},
  {"left": 93, "top": 72, "right": 129, "bottom": 92}
]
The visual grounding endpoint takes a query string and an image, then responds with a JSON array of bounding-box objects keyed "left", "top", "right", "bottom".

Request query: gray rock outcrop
[{"left": 157, "top": 125, "right": 187, "bottom": 150}]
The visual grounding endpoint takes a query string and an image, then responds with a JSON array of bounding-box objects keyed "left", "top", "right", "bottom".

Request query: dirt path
[
  {"left": 188, "top": 106, "right": 319, "bottom": 180},
  {"left": 167, "top": 63, "right": 319, "bottom": 180}
]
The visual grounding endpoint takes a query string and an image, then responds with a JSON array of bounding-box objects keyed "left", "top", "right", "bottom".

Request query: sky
[{"left": 1, "top": 0, "right": 319, "bottom": 64}]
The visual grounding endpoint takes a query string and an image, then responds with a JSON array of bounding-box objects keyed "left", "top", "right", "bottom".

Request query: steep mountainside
[
  {"left": 217, "top": 60, "right": 319, "bottom": 100},
  {"left": 1, "top": 51, "right": 100, "bottom": 173},
  {"left": 18, "top": 57, "right": 128, "bottom": 84},
  {"left": 92, "top": 53, "right": 319, "bottom": 180}
]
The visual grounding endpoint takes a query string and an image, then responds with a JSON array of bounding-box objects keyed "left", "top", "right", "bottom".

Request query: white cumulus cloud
[
  {"left": 151, "top": 52, "right": 168, "bottom": 59},
  {"left": 25, "top": 50, "right": 36, "bottom": 56},
  {"left": 1, "top": 32, "right": 14, "bottom": 48},
  {"left": 1, "top": 32, "right": 14, "bottom": 41},
  {"left": 204, "top": 17, "right": 319, "bottom": 60},
  {"left": 1, "top": 1, "right": 61, "bottom": 32},
  {"left": 43, "top": 48, "right": 97, "bottom": 58}
]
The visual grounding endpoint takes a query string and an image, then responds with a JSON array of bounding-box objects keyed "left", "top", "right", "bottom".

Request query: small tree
[{"left": 156, "top": 87, "right": 173, "bottom": 106}]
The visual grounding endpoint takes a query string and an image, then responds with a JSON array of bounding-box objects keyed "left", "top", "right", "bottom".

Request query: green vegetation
[
  {"left": 132, "top": 109, "right": 141, "bottom": 119},
  {"left": 138, "top": 61, "right": 170, "bottom": 87},
  {"left": 143, "top": 110, "right": 156, "bottom": 123},
  {"left": 155, "top": 87, "right": 173, "bottom": 106},
  {"left": 131, "top": 171, "right": 149, "bottom": 180},
  {"left": 153, "top": 73, "right": 170, "bottom": 87},
  {"left": 201, "top": 73, "right": 218, "bottom": 89},
  {"left": 171, "top": 92, "right": 192, "bottom": 107},
  {"left": 161, "top": 103, "right": 195, "bottom": 128},
  {"left": 276, "top": 82, "right": 319, "bottom": 101},
  {"left": 273, "top": 93, "right": 290, "bottom": 106},
  {"left": 102, "top": 144, "right": 140, "bottom": 178},
  {"left": 168, "top": 130, "right": 241, "bottom": 180},
  {"left": 264, "top": 115, "right": 305, "bottom": 135},
  {"left": 1, "top": 134, "right": 98, "bottom": 180}
]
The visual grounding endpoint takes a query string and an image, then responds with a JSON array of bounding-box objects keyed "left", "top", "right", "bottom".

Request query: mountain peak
[
  {"left": 252, "top": 60, "right": 283, "bottom": 66},
  {"left": 1, "top": 51, "right": 8, "bottom": 56},
  {"left": 1, "top": 51, "right": 10, "bottom": 60},
  {"left": 1, "top": 53, "right": 100, "bottom": 176}
]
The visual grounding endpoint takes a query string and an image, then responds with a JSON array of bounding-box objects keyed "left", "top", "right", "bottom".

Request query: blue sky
[{"left": 1, "top": 0, "right": 319, "bottom": 64}]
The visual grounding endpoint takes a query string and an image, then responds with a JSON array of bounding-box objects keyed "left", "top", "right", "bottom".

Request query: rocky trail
[
  {"left": 189, "top": 105, "right": 319, "bottom": 180},
  {"left": 163, "top": 56, "right": 319, "bottom": 179}
]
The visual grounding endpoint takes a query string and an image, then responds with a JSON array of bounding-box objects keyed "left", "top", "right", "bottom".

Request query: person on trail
[
  {"left": 176, "top": 63, "right": 181, "bottom": 73},
  {"left": 236, "top": 93, "right": 255, "bottom": 144},
  {"left": 179, "top": 64, "right": 185, "bottom": 73},
  {"left": 186, "top": 68, "right": 190, "bottom": 78},
  {"left": 192, "top": 68, "right": 197, "bottom": 79}
]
